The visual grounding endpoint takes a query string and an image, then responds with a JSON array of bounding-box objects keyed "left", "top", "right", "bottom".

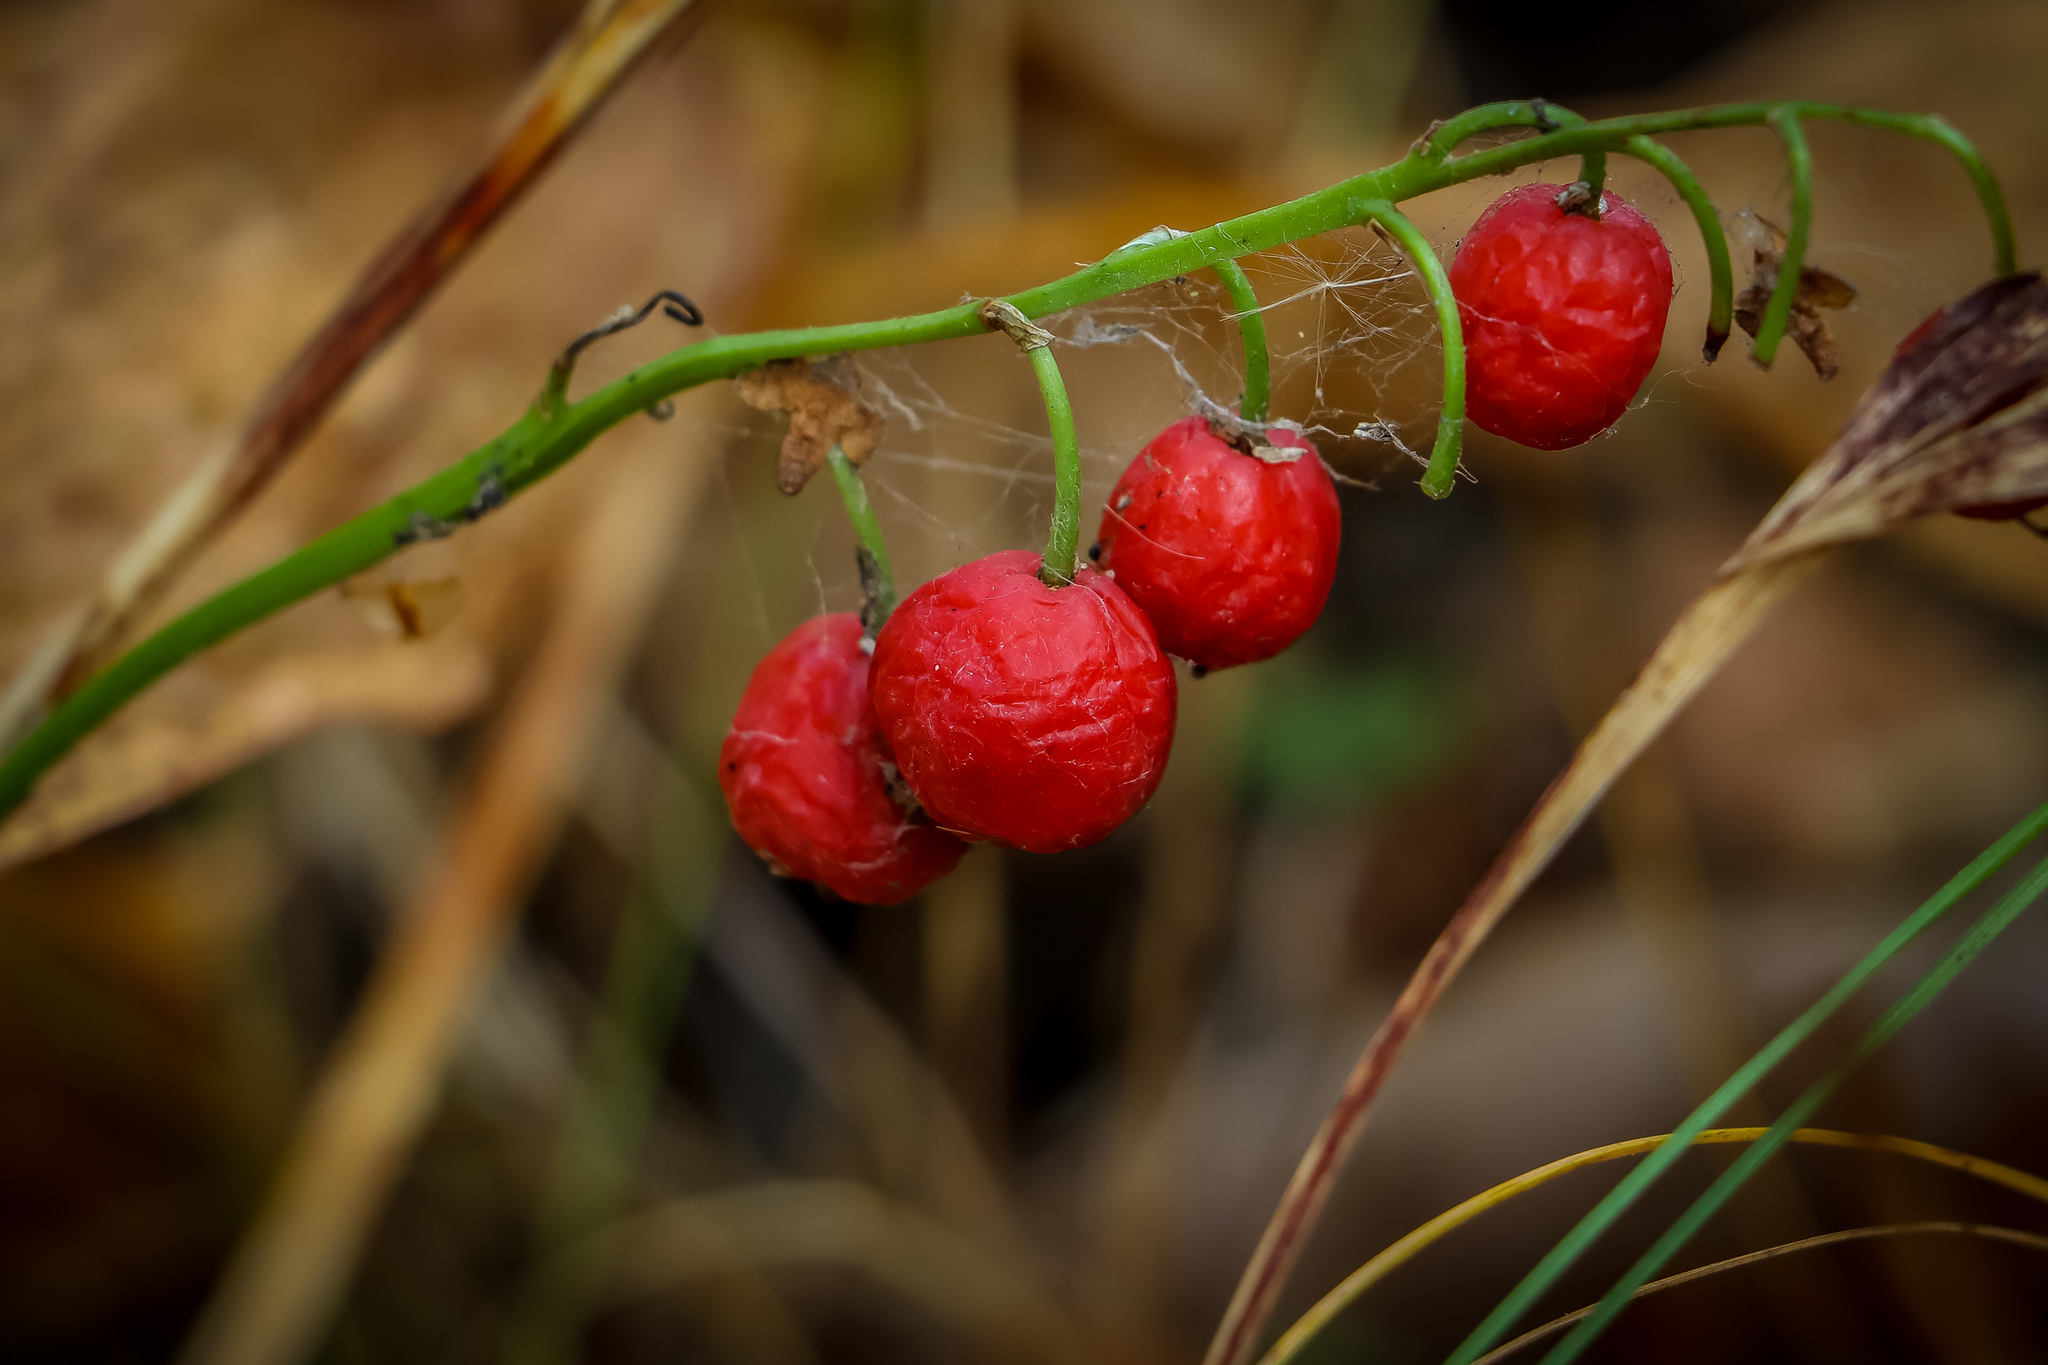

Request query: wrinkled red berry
[
  {"left": 868, "top": 550, "right": 1176, "bottom": 853},
  {"left": 1095, "top": 415, "right": 1340, "bottom": 671},
  {"left": 720, "top": 614, "right": 966, "bottom": 904},
  {"left": 1450, "top": 183, "right": 1674, "bottom": 450}
]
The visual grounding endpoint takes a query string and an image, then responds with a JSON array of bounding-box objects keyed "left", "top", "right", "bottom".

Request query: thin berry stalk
[
  {"left": 826, "top": 446, "right": 896, "bottom": 630},
  {"left": 1028, "top": 344, "right": 1084, "bottom": 586},
  {"left": 1751, "top": 109, "right": 1814, "bottom": 369},
  {"left": 1212, "top": 257, "right": 1272, "bottom": 422},
  {"left": 1366, "top": 204, "right": 1467, "bottom": 499},
  {"left": 1620, "top": 136, "right": 1735, "bottom": 358}
]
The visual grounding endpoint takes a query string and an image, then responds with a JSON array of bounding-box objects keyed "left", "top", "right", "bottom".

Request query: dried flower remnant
[
  {"left": 339, "top": 577, "right": 465, "bottom": 640},
  {"left": 735, "top": 353, "right": 886, "bottom": 494},
  {"left": 1729, "top": 271, "right": 2048, "bottom": 569},
  {"left": 1734, "top": 221, "right": 1858, "bottom": 379}
]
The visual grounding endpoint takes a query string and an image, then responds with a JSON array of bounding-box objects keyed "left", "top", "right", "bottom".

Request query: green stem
[
  {"left": 1212, "top": 257, "right": 1271, "bottom": 423},
  {"left": 1541, "top": 845, "right": 2048, "bottom": 1364},
  {"left": 826, "top": 446, "right": 896, "bottom": 634},
  {"left": 1422, "top": 99, "right": 1581, "bottom": 159},
  {"left": 1567, "top": 148, "right": 1608, "bottom": 212},
  {"left": 1618, "top": 136, "right": 1735, "bottom": 359},
  {"left": 1366, "top": 204, "right": 1465, "bottom": 499},
  {"left": 1444, "top": 798, "right": 2048, "bottom": 1365},
  {"left": 1028, "top": 344, "right": 1082, "bottom": 586},
  {"left": 1751, "top": 109, "right": 1814, "bottom": 369},
  {"left": 1421, "top": 100, "right": 1605, "bottom": 210},
  {"left": 0, "top": 99, "right": 2018, "bottom": 820},
  {"left": 1434, "top": 102, "right": 2012, "bottom": 278}
]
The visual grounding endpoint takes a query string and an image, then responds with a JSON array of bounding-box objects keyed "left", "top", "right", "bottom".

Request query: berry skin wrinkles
[
  {"left": 720, "top": 613, "right": 966, "bottom": 904},
  {"left": 1451, "top": 183, "right": 1674, "bottom": 450},
  {"left": 868, "top": 550, "right": 1177, "bottom": 854},
  {"left": 1097, "top": 415, "right": 1341, "bottom": 671}
]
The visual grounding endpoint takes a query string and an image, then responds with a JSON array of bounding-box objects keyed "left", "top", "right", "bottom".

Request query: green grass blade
[
  {"left": 1444, "top": 798, "right": 2048, "bottom": 1365},
  {"left": 1540, "top": 847, "right": 2048, "bottom": 1362}
]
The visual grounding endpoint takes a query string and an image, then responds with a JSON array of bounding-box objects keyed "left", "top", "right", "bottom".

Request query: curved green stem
[
  {"left": 1212, "top": 257, "right": 1271, "bottom": 422},
  {"left": 1827, "top": 107, "right": 2015, "bottom": 276},
  {"left": 1422, "top": 99, "right": 1581, "bottom": 159},
  {"left": 1434, "top": 102, "right": 2013, "bottom": 279},
  {"left": 1422, "top": 100, "right": 1605, "bottom": 200},
  {"left": 0, "top": 99, "right": 2020, "bottom": 821},
  {"left": 827, "top": 447, "right": 895, "bottom": 635},
  {"left": 1619, "top": 136, "right": 1735, "bottom": 359},
  {"left": 1751, "top": 109, "right": 1814, "bottom": 369},
  {"left": 1366, "top": 204, "right": 1465, "bottom": 499},
  {"left": 1027, "top": 345, "right": 1082, "bottom": 586}
]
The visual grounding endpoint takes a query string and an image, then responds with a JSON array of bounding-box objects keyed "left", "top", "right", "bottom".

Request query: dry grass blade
[
  {"left": 1257, "top": 1126, "right": 2048, "bottom": 1365},
  {"left": 0, "top": 638, "right": 490, "bottom": 874},
  {"left": 172, "top": 436, "right": 711, "bottom": 1365},
  {"left": 0, "top": 0, "right": 702, "bottom": 752},
  {"left": 1201, "top": 551, "right": 1823, "bottom": 1365},
  {"left": 1470, "top": 1222, "right": 2048, "bottom": 1365},
  {"left": 595, "top": 1179, "right": 1090, "bottom": 1364},
  {"left": 1205, "top": 271, "right": 2048, "bottom": 1365}
]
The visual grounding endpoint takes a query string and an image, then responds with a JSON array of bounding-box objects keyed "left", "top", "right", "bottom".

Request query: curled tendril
[{"left": 541, "top": 287, "right": 704, "bottom": 417}]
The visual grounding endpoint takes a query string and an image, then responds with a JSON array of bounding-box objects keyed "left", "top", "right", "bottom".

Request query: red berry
[
  {"left": 720, "top": 614, "right": 966, "bottom": 904},
  {"left": 1095, "top": 415, "right": 1341, "bottom": 670},
  {"left": 1450, "top": 183, "right": 1674, "bottom": 450},
  {"left": 868, "top": 550, "right": 1176, "bottom": 853}
]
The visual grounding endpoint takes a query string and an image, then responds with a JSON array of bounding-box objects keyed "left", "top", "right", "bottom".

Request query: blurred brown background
[{"left": 2, "top": 0, "right": 2047, "bottom": 1362}]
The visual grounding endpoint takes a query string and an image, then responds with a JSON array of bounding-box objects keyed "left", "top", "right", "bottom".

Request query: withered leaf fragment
[
  {"left": 735, "top": 353, "right": 885, "bottom": 494},
  {"left": 1727, "top": 272, "right": 2048, "bottom": 570},
  {"left": 1734, "top": 221, "right": 1858, "bottom": 379}
]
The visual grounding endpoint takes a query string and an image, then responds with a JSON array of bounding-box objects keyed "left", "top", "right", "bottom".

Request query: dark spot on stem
[
  {"left": 463, "top": 465, "right": 508, "bottom": 521},
  {"left": 392, "top": 510, "right": 453, "bottom": 547}
]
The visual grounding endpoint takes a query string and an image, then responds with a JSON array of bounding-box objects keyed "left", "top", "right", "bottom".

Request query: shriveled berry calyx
[
  {"left": 720, "top": 613, "right": 965, "bottom": 904},
  {"left": 1450, "top": 182, "right": 1674, "bottom": 450},
  {"left": 1096, "top": 415, "right": 1341, "bottom": 672},
  {"left": 868, "top": 550, "right": 1176, "bottom": 854}
]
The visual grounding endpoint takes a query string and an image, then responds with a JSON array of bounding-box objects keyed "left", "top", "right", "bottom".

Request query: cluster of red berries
[
  {"left": 720, "top": 181, "right": 1688, "bottom": 903},
  {"left": 718, "top": 413, "right": 1342, "bottom": 903}
]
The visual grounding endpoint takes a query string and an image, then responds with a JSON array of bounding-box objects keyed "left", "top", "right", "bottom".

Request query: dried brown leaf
[
  {"left": 1734, "top": 224, "right": 1859, "bottom": 380},
  {"left": 734, "top": 353, "right": 886, "bottom": 494},
  {"left": 1728, "top": 272, "right": 2048, "bottom": 570},
  {"left": 0, "top": 638, "right": 492, "bottom": 875}
]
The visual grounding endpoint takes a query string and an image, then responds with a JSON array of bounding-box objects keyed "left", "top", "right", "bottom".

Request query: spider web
[
  {"left": 700, "top": 153, "right": 1743, "bottom": 648},
  {"left": 709, "top": 226, "right": 1457, "bottom": 640}
]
